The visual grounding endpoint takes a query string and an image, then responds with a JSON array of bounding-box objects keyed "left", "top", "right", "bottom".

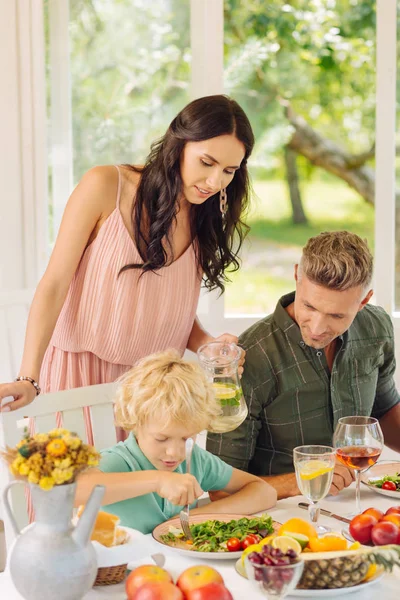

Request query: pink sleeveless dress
[{"left": 39, "top": 165, "right": 202, "bottom": 441}]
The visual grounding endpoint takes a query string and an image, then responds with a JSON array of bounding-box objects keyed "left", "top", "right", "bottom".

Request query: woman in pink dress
[{"left": 0, "top": 95, "right": 253, "bottom": 431}]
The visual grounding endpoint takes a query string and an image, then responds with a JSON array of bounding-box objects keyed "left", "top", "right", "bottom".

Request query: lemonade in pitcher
[{"left": 197, "top": 342, "right": 248, "bottom": 433}]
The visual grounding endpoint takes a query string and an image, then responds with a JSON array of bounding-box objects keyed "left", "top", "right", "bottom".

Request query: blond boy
[{"left": 76, "top": 350, "right": 277, "bottom": 533}]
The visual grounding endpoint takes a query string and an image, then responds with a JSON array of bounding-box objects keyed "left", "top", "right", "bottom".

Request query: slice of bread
[{"left": 77, "top": 506, "right": 120, "bottom": 547}]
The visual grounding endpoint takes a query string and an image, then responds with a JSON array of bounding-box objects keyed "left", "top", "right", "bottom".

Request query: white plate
[
  {"left": 361, "top": 461, "right": 400, "bottom": 499},
  {"left": 152, "top": 513, "right": 281, "bottom": 560},
  {"left": 235, "top": 558, "right": 384, "bottom": 596}
]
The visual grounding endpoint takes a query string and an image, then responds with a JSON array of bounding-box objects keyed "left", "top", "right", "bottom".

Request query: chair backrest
[
  {"left": 0, "top": 382, "right": 118, "bottom": 551},
  {"left": 0, "top": 289, "right": 34, "bottom": 382}
]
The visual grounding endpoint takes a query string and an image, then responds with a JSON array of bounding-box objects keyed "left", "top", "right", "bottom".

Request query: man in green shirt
[{"left": 207, "top": 231, "right": 400, "bottom": 499}]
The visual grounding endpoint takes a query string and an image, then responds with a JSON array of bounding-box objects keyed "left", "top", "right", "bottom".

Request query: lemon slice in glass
[{"left": 299, "top": 460, "right": 334, "bottom": 480}]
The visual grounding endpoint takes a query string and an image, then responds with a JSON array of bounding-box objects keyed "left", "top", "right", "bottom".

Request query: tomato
[
  {"left": 382, "top": 481, "right": 397, "bottom": 491},
  {"left": 349, "top": 514, "right": 378, "bottom": 544},
  {"left": 226, "top": 537, "right": 241, "bottom": 552},
  {"left": 371, "top": 521, "right": 400, "bottom": 546},
  {"left": 362, "top": 507, "right": 384, "bottom": 521},
  {"left": 241, "top": 534, "right": 260, "bottom": 550}
]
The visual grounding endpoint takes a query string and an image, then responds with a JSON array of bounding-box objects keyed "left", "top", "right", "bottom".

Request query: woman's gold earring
[{"left": 220, "top": 188, "right": 227, "bottom": 216}]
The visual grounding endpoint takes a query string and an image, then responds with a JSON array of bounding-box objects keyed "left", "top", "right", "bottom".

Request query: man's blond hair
[
  {"left": 299, "top": 231, "right": 373, "bottom": 291},
  {"left": 114, "top": 350, "right": 221, "bottom": 432}
]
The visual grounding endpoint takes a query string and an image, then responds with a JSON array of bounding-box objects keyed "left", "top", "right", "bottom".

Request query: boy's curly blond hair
[
  {"left": 299, "top": 231, "right": 373, "bottom": 291},
  {"left": 114, "top": 350, "right": 221, "bottom": 432}
]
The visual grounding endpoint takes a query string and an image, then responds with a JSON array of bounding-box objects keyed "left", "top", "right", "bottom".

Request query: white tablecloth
[{"left": 2, "top": 454, "right": 400, "bottom": 599}]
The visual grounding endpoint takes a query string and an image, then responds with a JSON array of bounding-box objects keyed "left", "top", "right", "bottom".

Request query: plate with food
[
  {"left": 360, "top": 461, "right": 400, "bottom": 498},
  {"left": 152, "top": 512, "right": 280, "bottom": 559}
]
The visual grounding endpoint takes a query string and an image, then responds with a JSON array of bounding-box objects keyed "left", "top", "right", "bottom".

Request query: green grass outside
[{"left": 225, "top": 178, "right": 375, "bottom": 315}]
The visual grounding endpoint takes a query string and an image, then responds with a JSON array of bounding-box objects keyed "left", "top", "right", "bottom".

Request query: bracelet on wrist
[{"left": 15, "top": 376, "right": 41, "bottom": 396}]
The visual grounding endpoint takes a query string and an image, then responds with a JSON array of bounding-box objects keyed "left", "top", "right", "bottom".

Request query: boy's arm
[
  {"left": 191, "top": 468, "right": 277, "bottom": 516},
  {"left": 75, "top": 468, "right": 159, "bottom": 506},
  {"left": 75, "top": 468, "right": 203, "bottom": 507}
]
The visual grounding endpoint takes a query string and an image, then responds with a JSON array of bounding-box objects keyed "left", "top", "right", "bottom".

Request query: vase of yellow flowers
[{"left": 1, "top": 428, "right": 105, "bottom": 600}]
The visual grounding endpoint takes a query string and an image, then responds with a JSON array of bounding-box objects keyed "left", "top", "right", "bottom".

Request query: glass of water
[{"left": 293, "top": 445, "right": 336, "bottom": 534}]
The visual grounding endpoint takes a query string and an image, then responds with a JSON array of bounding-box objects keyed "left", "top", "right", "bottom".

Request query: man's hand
[
  {"left": 156, "top": 472, "right": 203, "bottom": 506},
  {"left": 329, "top": 461, "right": 355, "bottom": 496}
]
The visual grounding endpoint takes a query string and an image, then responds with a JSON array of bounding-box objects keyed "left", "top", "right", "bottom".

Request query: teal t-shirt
[{"left": 98, "top": 433, "right": 233, "bottom": 534}]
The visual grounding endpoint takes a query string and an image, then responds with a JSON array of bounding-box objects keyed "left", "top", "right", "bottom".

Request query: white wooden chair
[{"left": 0, "top": 382, "right": 118, "bottom": 563}]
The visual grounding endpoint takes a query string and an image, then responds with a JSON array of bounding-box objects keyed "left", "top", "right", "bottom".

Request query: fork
[{"left": 179, "top": 437, "right": 194, "bottom": 540}]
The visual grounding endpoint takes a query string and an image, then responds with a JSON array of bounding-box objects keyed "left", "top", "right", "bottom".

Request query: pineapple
[{"left": 298, "top": 545, "right": 400, "bottom": 589}]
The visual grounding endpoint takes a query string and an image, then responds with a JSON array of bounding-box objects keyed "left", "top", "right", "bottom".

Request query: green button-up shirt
[{"left": 207, "top": 292, "right": 399, "bottom": 476}]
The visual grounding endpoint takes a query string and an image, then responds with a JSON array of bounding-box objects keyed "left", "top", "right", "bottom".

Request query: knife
[{"left": 298, "top": 502, "right": 352, "bottom": 524}]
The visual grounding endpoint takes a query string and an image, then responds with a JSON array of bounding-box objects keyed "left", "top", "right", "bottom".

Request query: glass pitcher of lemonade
[{"left": 197, "top": 341, "right": 248, "bottom": 433}]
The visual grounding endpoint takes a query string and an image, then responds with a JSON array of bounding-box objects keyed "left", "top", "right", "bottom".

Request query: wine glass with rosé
[{"left": 333, "top": 416, "right": 384, "bottom": 516}]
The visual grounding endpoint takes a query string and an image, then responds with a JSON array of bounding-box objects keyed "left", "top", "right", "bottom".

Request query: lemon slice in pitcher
[
  {"left": 299, "top": 460, "right": 334, "bottom": 480},
  {"left": 213, "top": 383, "right": 237, "bottom": 399}
]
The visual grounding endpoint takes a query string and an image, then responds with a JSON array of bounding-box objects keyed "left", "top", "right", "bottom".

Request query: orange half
[{"left": 278, "top": 518, "right": 318, "bottom": 540}]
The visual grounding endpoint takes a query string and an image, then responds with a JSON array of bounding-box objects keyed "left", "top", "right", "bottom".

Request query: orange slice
[
  {"left": 308, "top": 535, "right": 348, "bottom": 552},
  {"left": 278, "top": 518, "right": 318, "bottom": 540}
]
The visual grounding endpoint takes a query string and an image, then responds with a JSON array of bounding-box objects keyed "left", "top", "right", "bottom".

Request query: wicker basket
[{"left": 94, "top": 563, "right": 128, "bottom": 586}]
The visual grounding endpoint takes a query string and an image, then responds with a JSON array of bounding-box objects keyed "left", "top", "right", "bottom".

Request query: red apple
[
  {"left": 349, "top": 514, "right": 378, "bottom": 544},
  {"left": 177, "top": 566, "right": 224, "bottom": 596},
  {"left": 380, "top": 514, "right": 400, "bottom": 527},
  {"left": 126, "top": 565, "right": 172, "bottom": 598},
  {"left": 186, "top": 582, "right": 233, "bottom": 600},
  {"left": 362, "top": 507, "right": 384, "bottom": 521},
  {"left": 385, "top": 506, "right": 400, "bottom": 516},
  {"left": 130, "top": 582, "right": 184, "bottom": 600},
  {"left": 371, "top": 521, "right": 399, "bottom": 546}
]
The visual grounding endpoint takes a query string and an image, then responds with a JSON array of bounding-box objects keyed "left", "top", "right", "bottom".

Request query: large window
[
  {"left": 45, "top": 1, "right": 395, "bottom": 326},
  {"left": 223, "top": 0, "right": 376, "bottom": 315}
]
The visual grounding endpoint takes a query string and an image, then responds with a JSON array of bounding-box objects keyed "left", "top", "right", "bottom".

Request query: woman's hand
[
  {"left": 213, "top": 333, "right": 246, "bottom": 376},
  {"left": 0, "top": 381, "right": 37, "bottom": 412}
]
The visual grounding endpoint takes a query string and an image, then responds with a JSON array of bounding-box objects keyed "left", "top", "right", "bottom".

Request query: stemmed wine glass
[
  {"left": 333, "top": 416, "right": 384, "bottom": 516},
  {"left": 293, "top": 445, "right": 336, "bottom": 534}
]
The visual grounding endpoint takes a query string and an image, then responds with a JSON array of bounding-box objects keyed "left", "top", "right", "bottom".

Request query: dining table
[{"left": 1, "top": 453, "right": 400, "bottom": 599}]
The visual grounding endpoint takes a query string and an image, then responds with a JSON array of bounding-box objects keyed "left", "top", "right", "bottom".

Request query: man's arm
[
  {"left": 379, "top": 403, "right": 400, "bottom": 453},
  {"left": 211, "top": 461, "right": 354, "bottom": 501},
  {"left": 371, "top": 310, "right": 400, "bottom": 446}
]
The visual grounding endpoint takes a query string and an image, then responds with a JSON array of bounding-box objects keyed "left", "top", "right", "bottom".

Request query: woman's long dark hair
[{"left": 120, "top": 95, "right": 255, "bottom": 292}]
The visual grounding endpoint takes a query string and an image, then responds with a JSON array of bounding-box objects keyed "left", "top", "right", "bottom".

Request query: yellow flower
[
  {"left": 10, "top": 455, "right": 25, "bottom": 475},
  {"left": 58, "top": 457, "right": 72, "bottom": 469},
  {"left": 19, "top": 463, "right": 30, "bottom": 476},
  {"left": 33, "top": 433, "right": 49, "bottom": 443},
  {"left": 52, "top": 467, "right": 74, "bottom": 484},
  {"left": 64, "top": 435, "right": 81, "bottom": 450},
  {"left": 48, "top": 428, "right": 70, "bottom": 438},
  {"left": 26, "top": 452, "right": 43, "bottom": 468},
  {"left": 46, "top": 439, "right": 67, "bottom": 457},
  {"left": 39, "top": 476, "right": 55, "bottom": 491},
  {"left": 28, "top": 471, "right": 39, "bottom": 484},
  {"left": 87, "top": 455, "right": 100, "bottom": 467}
]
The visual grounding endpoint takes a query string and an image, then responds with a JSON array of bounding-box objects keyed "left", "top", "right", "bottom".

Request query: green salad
[
  {"left": 160, "top": 513, "right": 274, "bottom": 552},
  {"left": 369, "top": 472, "right": 400, "bottom": 491}
]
